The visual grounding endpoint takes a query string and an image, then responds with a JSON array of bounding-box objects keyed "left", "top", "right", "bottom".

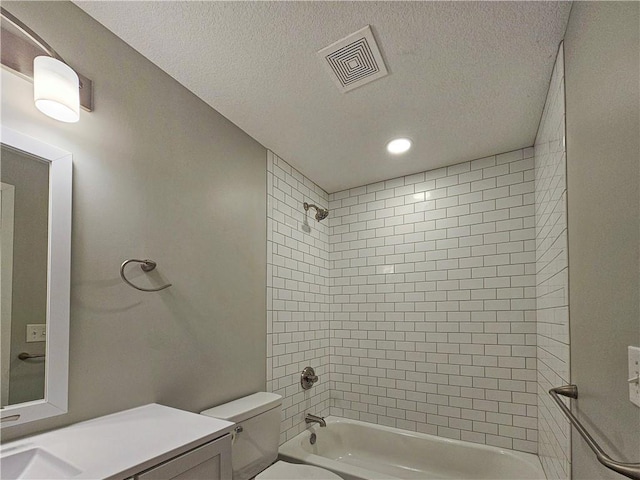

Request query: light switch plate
[
  {"left": 26, "top": 324, "right": 46, "bottom": 343},
  {"left": 629, "top": 346, "right": 640, "bottom": 408}
]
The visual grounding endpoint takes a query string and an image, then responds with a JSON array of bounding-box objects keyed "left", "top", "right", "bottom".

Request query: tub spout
[{"left": 305, "top": 413, "right": 326, "bottom": 427}]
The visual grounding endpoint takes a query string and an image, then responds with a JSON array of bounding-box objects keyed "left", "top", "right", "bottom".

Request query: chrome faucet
[
  {"left": 1, "top": 414, "right": 20, "bottom": 423},
  {"left": 305, "top": 413, "right": 326, "bottom": 427}
]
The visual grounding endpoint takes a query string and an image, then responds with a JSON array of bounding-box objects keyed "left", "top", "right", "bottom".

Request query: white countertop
[{"left": 0, "top": 404, "right": 234, "bottom": 479}]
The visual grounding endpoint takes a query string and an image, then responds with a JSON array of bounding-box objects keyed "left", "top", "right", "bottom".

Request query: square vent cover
[{"left": 318, "top": 25, "right": 388, "bottom": 93}]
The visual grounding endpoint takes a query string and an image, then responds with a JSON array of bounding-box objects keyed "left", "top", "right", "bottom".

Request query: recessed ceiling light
[{"left": 387, "top": 138, "right": 412, "bottom": 154}]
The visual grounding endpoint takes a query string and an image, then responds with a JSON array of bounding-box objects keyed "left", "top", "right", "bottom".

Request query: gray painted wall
[
  {"left": 1, "top": 1, "right": 266, "bottom": 441},
  {"left": 564, "top": 2, "right": 640, "bottom": 478},
  {"left": 1, "top": 147, "right": 49, "bottom": 405}
]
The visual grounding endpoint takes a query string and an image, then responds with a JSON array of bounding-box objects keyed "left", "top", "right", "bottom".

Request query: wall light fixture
[{"left": 0, "top": 7, "right": 93, "bottom": 122}]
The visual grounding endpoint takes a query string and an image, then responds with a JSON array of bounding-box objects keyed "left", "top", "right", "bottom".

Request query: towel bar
[
  {"left": 549, "top": 385, "right": 640, "bottom": 479},
  {"left": 18, "top": 352, "right": 45, "bottom": 360}
]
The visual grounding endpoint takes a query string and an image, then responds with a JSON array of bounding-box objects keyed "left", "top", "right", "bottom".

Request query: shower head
[
  {"left": 303, "top": 202, "right": 329, "bottom": 222},
  {"left": 315, "top": 208, "right": 329, "bottom": 221}
]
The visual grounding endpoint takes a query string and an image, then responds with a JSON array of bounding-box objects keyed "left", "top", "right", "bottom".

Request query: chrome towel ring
[{"left": 120, "top": 259, "right": 172, "bottom": 292}]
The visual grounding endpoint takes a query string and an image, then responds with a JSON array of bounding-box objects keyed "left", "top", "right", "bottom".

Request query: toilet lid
[{"left": 256, "top": 461, "right": 343, "bottom": 480}]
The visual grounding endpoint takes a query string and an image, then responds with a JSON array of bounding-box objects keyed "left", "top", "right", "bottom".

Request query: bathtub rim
[{"left": 278, "top": 415, "right": 546, "bottom": 480}]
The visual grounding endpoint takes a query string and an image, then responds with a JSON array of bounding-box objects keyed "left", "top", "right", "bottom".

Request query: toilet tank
[{"left": 201, "top": 392, "right": 282, "bottom": 480}]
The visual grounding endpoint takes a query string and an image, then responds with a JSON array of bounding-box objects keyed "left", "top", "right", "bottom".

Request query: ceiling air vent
[{"left": 318, "top": 25, "right": 388, "bottom": 93}]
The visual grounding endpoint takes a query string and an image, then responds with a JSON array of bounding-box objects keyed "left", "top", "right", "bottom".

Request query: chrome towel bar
[
  {"left": 120, "top": 259, "right": 172, "bottom": 292},
  {"left": 549, "top": 385, "right": 640, "bottom": 479},
  {"left": 18, "top": 352, "right": 45, "bottom": 360}
]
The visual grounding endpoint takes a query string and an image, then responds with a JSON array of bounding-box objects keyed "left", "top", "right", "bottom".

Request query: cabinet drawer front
[{"left": 136, "top": 434, "right": 231, "bottom": 480}]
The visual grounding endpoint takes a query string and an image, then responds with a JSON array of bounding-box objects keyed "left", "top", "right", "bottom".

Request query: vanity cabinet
[
  {"left": 134, "top": 434, "right": 231, "bottom": 480},
  {"left": 0, "top": 404, "right": 235, "bottom": 480}
]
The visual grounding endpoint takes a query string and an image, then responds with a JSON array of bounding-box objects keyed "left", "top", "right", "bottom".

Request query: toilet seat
[{"left": 256, "top": 460, "right": 343, "bottom": 480}]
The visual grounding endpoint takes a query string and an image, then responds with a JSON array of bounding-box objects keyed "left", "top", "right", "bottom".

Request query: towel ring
[{"left": 120, "top": 259, "right": 172, "bottom": 292}]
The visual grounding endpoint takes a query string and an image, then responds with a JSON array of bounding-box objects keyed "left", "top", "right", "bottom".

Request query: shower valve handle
[{"left": 301, "top": 366, "right": 318, "bottom": 390}]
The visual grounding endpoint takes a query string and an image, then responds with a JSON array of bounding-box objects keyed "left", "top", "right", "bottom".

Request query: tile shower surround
[
  {"left": 328, "top": 148, "right": 538, "bottom": 453},
  {"left": 267, "top": 151, "right": 331, "bottom": 444},
  {"left": 534, "top": 45, "right": 571, "bottom": 480},
  {"left": 268, "top": 147, "right": 540, "bottom": 453}
]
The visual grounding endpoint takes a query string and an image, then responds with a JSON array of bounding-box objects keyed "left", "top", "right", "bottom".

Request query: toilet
[{"left": 201, "top": 392, "right": 342, "bottom": 480}]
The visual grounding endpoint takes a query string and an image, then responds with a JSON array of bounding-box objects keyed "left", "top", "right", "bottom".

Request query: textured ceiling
[{"left": 75, "top": 1, "right": 571, "bottom": 193}]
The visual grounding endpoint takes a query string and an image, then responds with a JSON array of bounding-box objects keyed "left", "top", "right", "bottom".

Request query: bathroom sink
[
  {"left": 1, "top": 405, "right": 234, "bottom": 479},
  {"left": 0, "top": 447, "right": 82, "bottom": 479}
]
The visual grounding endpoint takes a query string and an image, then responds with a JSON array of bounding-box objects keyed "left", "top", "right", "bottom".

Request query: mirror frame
[{"left": 0, "top": 126, "right": 71, "bottom": 426}]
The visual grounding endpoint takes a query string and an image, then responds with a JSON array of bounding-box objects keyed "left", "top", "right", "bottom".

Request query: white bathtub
[{"left": 279, "top": 417, "right": 546, "bottom": 480}]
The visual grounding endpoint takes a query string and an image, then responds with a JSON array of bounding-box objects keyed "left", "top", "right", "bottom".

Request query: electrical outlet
[
  {"left": 26, "top": 324, "right": 46, "bottom": 343},
  {"left": 629, "top": 346, "right": 640, "bottom": 408}
]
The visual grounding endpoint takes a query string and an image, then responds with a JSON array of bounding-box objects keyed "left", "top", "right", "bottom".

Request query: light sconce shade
[{"left": 33, "top": 56, "right": 80, "bottom": 123}]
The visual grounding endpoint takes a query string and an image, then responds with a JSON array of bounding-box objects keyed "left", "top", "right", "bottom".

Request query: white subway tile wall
[
  {"left": 267, "top": 151, "right": 331, "bottom": 444},
  {"left": 534, "top": 45, "right": 570, "bottom": 480},
  {"left": 328, "top": 148, "right": 538, "bottom": 453}
]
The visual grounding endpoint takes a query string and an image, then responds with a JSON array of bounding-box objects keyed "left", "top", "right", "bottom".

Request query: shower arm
[
  {"left": 303, "top": 202, "right": 329, "bottom": 221},
  {"left": 303, "top": 202, "right": 320, "bottom": 213}
]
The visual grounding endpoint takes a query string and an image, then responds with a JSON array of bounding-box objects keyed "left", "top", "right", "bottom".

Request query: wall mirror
[{"left": 0, "top": 126, "right": 71, "bottom": 426}]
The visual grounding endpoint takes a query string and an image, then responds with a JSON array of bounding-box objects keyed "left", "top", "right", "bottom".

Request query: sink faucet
[
  {"left": 1, "top": 414, "right": 20, "bottom": 423},
  {"left": 305, "top": 413, "right": 326, "bottom": 427}
]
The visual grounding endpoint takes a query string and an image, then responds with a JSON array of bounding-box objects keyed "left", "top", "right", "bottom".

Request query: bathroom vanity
[{"left": 0, "top": 404, "right": 234, "bottom": 479}]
